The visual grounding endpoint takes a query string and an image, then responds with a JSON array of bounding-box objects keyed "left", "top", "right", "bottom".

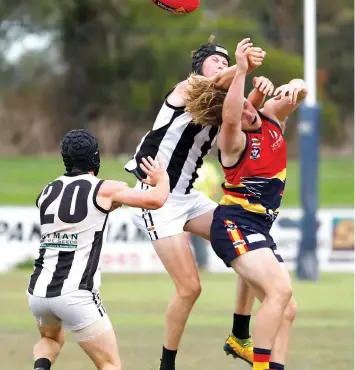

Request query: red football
[{"left": 152, "top": 0, "right": 200, "bottom": 14}]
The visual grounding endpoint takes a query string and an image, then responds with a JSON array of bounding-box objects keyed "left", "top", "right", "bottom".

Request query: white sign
[{"left": 0, "top": 206, "right": 353, "bottom": 273}]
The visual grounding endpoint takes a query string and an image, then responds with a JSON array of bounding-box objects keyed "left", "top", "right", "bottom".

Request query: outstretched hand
[
  {"left": 252, "top": 76, "right": 274, "bottom": 96},
  {"left": 140, "top": 156, "right": 168, "bottom": 187}
]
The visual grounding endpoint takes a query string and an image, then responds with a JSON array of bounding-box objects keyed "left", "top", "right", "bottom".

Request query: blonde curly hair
[{"left": 185, "top": 74, "right": 227, "bottom": 127}]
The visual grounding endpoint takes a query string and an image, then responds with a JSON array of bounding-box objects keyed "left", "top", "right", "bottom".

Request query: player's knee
[
  {"left": 38, "top": 326, "right": 65, "bottom": 347},
  {"left": 176, "top": 279, "right": 202, "bottom": 301},
  {"left": 283, "top": 297, "right": 298, "bottom": 323},
  {"left": 269, "top": 280, "right": 293, "bottom": 308}
]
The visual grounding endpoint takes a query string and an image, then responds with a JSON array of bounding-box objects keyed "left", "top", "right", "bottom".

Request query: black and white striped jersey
[
  {"left": 28, "top": 172, "right": 109, "bottom": 298},
  {"left": 125, "top": 94, "right": 219, "bottom": 194}
]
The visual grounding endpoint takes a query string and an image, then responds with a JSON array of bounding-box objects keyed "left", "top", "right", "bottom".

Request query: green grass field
[
  {"left": 1, "top": 156, "right": 354, "bottom": 206},
  {"left": 0, "top": 271, "right": 353, "bottom": 370},
  {"left": 0, "top": 156, "right": 353, "bottom": 369}
]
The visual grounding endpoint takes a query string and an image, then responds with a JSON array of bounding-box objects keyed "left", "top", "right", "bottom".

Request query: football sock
[
  {"left": 253, "top": 347, "right": 271, "bottom": 370},
  {"left": 34, "top": 358, "right": 51, "bottom": 370},
  {"left": 270, "top": 362, "right": 284, "bottom": 370},
  {"left": 160, "top": 346, "right": 177, "bottom": 370},
  {"left": 232, "top": 313, "right": 251, "bottom": 339}
]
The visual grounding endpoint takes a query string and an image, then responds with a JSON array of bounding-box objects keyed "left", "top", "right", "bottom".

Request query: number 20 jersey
[{"left": 28, "top": 173, "right": 109, "bottom": 298}]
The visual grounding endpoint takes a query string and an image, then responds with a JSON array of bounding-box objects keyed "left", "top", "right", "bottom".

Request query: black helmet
[
  {"left": 191, "top": 35, "right": 231, "bottom": 75},
  {"left": 61, "top": 129, "right": 100, "bottom": 175}
]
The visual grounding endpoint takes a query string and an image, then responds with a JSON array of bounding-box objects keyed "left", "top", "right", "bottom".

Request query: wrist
[{"left": 236, "top": 65, "right": 248, "bottom": 75}]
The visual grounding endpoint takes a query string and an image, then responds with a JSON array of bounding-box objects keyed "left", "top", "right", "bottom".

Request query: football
[{"left": 152, "top": 0, "right": 200, "bottom": 14}]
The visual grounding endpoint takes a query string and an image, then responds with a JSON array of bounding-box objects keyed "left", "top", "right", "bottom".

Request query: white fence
[{"left": 0, "top": 206, "right": 353, "bottom": 273}]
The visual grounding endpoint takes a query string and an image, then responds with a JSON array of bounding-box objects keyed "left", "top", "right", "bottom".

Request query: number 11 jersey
[{"left": 28, "top": 172, "right": 109, "bottom": 298}]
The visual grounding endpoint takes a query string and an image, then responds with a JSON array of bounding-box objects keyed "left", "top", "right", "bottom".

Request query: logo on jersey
[
  {"left": 40, "top": 232, "right": 78, "bottom": 249},
  {"left": 250, "top": 137, "right": 261, "bottom": 159},
  {"left": 269, "top": 129, "right": 278, "bottom": 139},
  {"left": 250, "top": 147, "right": 261, "bottom": 160},
  {"left": 269, "top": 129, "right": 284, "bottom": 150},
  {"left": 251, "top": 138, "right": 261, "bottom": 146}
]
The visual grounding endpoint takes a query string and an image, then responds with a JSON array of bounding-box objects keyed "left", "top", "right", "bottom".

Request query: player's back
[{"left": 28, "top": 172, "right": 108, "bottom": 298}]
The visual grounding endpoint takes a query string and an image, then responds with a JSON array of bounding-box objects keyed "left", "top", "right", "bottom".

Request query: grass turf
[
  {"left": 0, "top": 270, "right": 353, "bottom": 369},
  {"left": 0, "top": 156, "right": 353, "bottom": 206}
]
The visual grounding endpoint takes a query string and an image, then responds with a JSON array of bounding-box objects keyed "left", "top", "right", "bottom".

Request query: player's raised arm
[
  {"left": 261, "top": 78, "right": 308, "bottom": 128},
  {"left": 217, "top": 39, "right": 251, "bottom": 162},
  {"left": 213, "top": 46, "right": 266, "bottom": 90},
  {"left": 100, "top": 157, "right": 170, "bottom": 210}
]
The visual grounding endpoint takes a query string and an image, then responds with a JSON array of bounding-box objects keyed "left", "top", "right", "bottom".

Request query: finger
[
  {"left": 140, "top": 163, "right": 152, "bottom": 176},
  {"left": 292, "top": 88, "right": 300, "bottom": 104},
  {"left": 250, "top": 57, "right": 264, "bottom": 64},
  {"left": 238, "top": 38, "right": 251, "bottom": 46},
  {"left": 273, "top": 95, "right": 281, "bottom": 100},
  {"left": 141, "top": 157, "right": 154, "bottom": 171},
  {"left": 263, "top": 83, "right": 272, "bottom": 95},
  {"left": 274, "top": 86, "right": 283, "bottom": 96},
  {"left": 141, "top": 179, "right": 150, "bottom": 185},
  {"left": 147, "top": 156, "right": 157, "bottom": 168},
  {"left": 255, "top": 78, "right": 262, "bottom": 88},
  {"left": 241, "top": 43, "right": 253, "bottom": 53},
  {"left": 259, "top": 79, "right": 269, "bottom": 93},
  {"left": 286, "top": 87, "right": 295, "bottom": 103},
  {"left": 248, "top": 50, "right": 263, "bottom": 57},
  {"left": 266, "top": 83, "right": 275, "bottom": 96},
  {"left": 249, "top": 47, "right": 262, "bottom": 53},
  {"left": 281, "top": 87, "right": 289, "bottom": 100}
]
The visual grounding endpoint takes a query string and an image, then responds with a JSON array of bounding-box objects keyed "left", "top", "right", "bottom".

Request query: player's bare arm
[
  {"left": 167, "top": 40, "right": 266, "bottom": 107},
  {"left": 98, "top": 157, "right": 170, "bottom": 211},
  {"left": 212, "top": 47, "right": 266, "bottom": 90},
  {"left": 247, "top": 76, "right": 274, "bottom": 110},
  {"left": 261, "top": 78, "right": 308, "bottom": 131},
  {"left": 217, "top": 39, "right": 251, "bottom": 167}
]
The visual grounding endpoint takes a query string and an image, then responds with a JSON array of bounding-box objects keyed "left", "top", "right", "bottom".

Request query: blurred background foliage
[{"left": 0, "top": 0, "right": 353, "bottom": 156}]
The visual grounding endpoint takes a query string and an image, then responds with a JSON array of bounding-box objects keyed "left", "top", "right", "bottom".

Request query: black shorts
[{"left": 210, "top": 206, "right": 284, "bottom": 267}]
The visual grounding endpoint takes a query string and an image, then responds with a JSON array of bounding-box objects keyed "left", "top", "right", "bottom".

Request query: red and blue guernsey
[{"left": 218, "top": 111, "right": 286, "bottom": 231}]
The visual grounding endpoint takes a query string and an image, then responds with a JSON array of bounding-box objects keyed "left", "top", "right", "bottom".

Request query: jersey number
[{"left": 40, "top": 180, "right": 92, "bottom": 225}]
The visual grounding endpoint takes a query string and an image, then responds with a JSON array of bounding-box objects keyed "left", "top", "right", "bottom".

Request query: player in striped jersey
[
  {"left": 186, "top": 38, "right": 307, "bottom": 370},
  {"left": 125, "top": 36, "right": 272, "bottom": 370},
  {"left": 27, "top": 129, "right": 169, "bottom": 370}
]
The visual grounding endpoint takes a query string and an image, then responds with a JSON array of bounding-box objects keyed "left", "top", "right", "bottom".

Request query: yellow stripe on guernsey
[{"left": 220, "top": 169, "right": 286, "bottom": 215}]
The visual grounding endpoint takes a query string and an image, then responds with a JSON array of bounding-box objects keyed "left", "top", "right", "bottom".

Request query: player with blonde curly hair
[{"left": 186, "top": 38, "right": 307, "bottom": 370}]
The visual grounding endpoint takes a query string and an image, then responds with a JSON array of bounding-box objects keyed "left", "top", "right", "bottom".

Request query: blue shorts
[{"left": 210, "top": 206, "right": 284, "bottom": 267}]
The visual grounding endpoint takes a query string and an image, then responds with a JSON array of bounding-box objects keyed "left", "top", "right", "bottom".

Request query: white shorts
[
  {"left": 131, "top": 181, "right": 217, "bottom": 240},
  {"left": 27, "top": 290, "right": 107, "bottom": 331}
]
